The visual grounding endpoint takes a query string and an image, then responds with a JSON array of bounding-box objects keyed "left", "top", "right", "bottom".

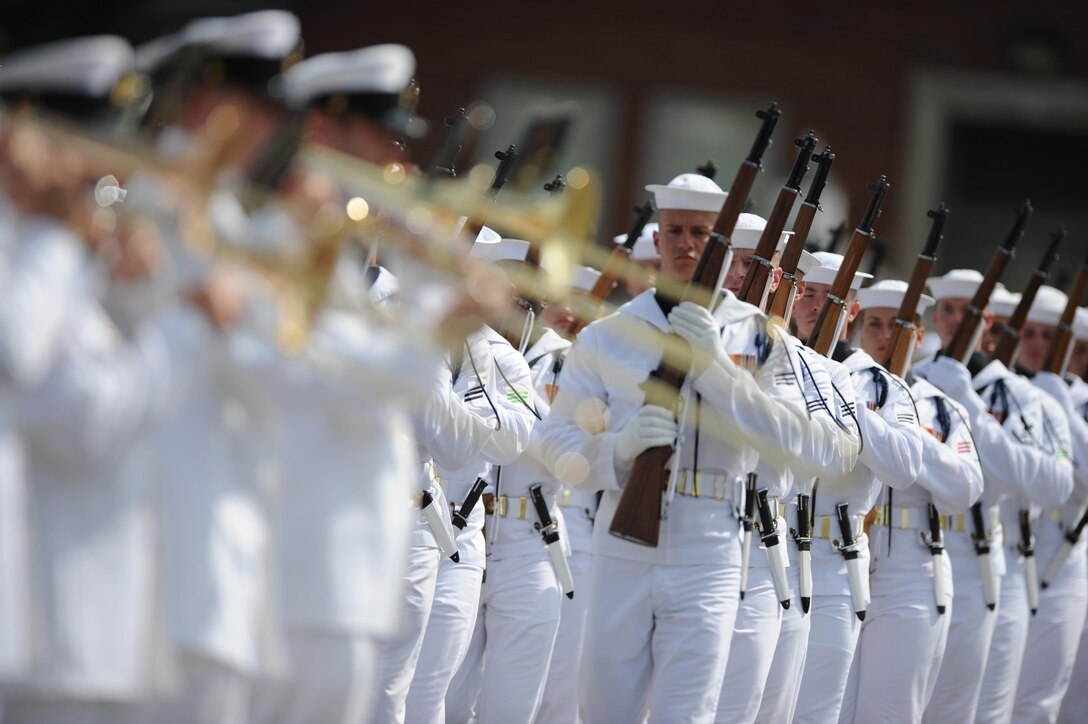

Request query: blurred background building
[{"left": 3, "top": 0, "right": 1088, "bottom": 285}]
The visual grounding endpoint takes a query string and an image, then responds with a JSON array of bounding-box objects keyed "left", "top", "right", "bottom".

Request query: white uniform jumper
[
  {"left": 1057, "top": 375, "right": 1088, "bottom": 724},
  {"left": 537, "top": 290, "right": 857, "bottom": 723},
  {"left": 795, "top": 347, "right": 925, "bottom": 724}
]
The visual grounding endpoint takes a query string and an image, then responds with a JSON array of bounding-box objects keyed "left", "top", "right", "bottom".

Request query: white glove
[
  {"left": 668, "top": 301, "right": 725, "bottom": 375},
  {"left": 615, "top": 404, "right": 678, "bottom": 470},
  {"left": 919, "top": 355, "right": 985, "bottom": 418}
]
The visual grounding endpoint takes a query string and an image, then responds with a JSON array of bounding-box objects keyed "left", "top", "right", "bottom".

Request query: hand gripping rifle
[
  {"left": 1043, "top": 231, "right": 1087, "bottom": 376},
  {"left": 807, "top": 176, "right": 890, "bottom": 356},
  {"left": 991, "top": 227, "right": 1065, "bottom": 367},
  {"left": 882, "top": 204, "right": 949, "bottom": 375},
  {"left": 943, "top": 202, "right": 1032, "bottom": 363},
  {"left": 570, "top": 201, "right": 657, "bottom": 335},
  {"left": 609, "top": 103, "right": 781, "bottom": 547},
  {"left": 737, "top": 131, "right": 818, "bottom": 307},
  {"left": 767, "top": 145, "right": 835, "bottom": 322}
]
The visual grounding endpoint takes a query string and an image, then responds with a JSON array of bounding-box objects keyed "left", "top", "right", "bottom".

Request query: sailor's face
[
  {"left": 860, "top": 307, "right": 898, "bottom": 362},
  {"left": 724, "top": 247, "right": 755, "bottom": 296},
  {"left": 1018, "top": 321, "right": 1054, "bottom": 374},
  {"left": 983, "top": 316, "right": 1007, "bottom": 356},
  {"left": 793, "top": 282, "right": 830, "bottom": 340},
  {"left": 654, "top": 209, "right": 717, "bottom": 282},
  {"left": 933, "top": 298, "right": 967, "bottom": 348}
]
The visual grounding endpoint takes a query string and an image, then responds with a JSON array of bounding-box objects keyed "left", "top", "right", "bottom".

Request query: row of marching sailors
[{"left": 480, "top": 171, "right": 1085, "bottom": 724}]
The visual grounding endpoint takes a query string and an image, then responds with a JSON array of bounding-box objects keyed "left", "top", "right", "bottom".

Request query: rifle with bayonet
[
  {"left": 807, "top": 176, "right": 890, "bottom": 356},
  {"left": 609, "top": 102, "right": 782, "bottom": 547},
  {"left": 1043, "top": 232, "right": 1087, "bottom": 376},
  {"left": 737, "top": 130, "right": 818, "bottom": 307},
  {"left": 766, "top": 146, "right": 835, "bottom": 321},
  {"left": 992, "top": 227, "right": 1065, "bottom": 367},
  {"left": 942, "top": 202, "right": 1032, "bottom": 364},
  {"left": 882, "top": 204, "right": 949, "bottom": 375},
  {"left": 428, "top": 107, "right": 470, "bottom": 179},
  {"left": 462, "top": 144, "right": 522, "bottom": 237}
]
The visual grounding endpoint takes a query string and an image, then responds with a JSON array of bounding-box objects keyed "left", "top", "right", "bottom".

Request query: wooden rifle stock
[
  {"left": 571, "top": 201, "right": 656, "bottom": 335},
  {"left": 1044, "top": 241, "right": 1088, "bottom": 375},
  {"left": 992, "top": 228, "right": 1065, "bottom": 367},
  {"left": 883, "top": 204, "right": 949, "bottom": 375},
  {"left": 943, "top": 201, "right": 1032, "bottom": 363},
  {"left": 768, "top": 145, "right": 835, "bottom": 320},
  {"left": 737, "top": 131, "right": 817, "bottom": 306},
  {"left": 808, "top": 176, "right": 890, "bottom": 356},
  {"left": 610, "top": 103, "right": 781, "bottom": 547}
]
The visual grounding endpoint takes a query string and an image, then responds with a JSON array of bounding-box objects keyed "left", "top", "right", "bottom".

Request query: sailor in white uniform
[
  {"left": 715, "top": 231, "right": 860, "bottom": 724},
  {"left": 1007, "top": 286, "right": 1088, "bottom": 723},
  {"left": 536, "top": 173, "right": 857, "bottom": 723},
  {"left": 790, "top": 254, "right": 927, "bottom": 724},
  {"left": 918, "top": 270, "right": 1068, "bottom": 723},
  {"left": 404, "top": 238, "right": 537, "bottom": 724},
  {"left": 970, "top": 288, "right": 1075, "bottom": 724},
  {"left": 841, "top": 280, "right": 983, "bottom": 724}
]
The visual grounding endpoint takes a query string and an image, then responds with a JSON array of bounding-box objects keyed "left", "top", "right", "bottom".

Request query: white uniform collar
[
  {"left": 840, "top": 347, "right": 879, "bottom": 373},
  {"left": 620, "top": 287, "right": 764, "bottom": 334},
  {"left": 910, "top": 376, "right": 944, "bottom": 399},
  {"left": 972, "top": 359, "right": 1012, "bottom": 392},
  {"left": 1066, "top": 373, "right": 1088, "bottom": 408},
  {"left": 524, "top": 326, "right": 570, "bottom": 363}
]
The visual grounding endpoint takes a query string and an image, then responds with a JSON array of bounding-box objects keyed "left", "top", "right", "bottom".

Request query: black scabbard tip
[
  {"left": 740, "top": 591, "right": 746, "bottom": 600},
  {"left": 856, "top": 610, "right": 866, "bottom": 621},
  {"left": 937, "top": 606, "right": 946, "bottom": 615},
  {"left": 1031, "top": 608, "right": 1038, "bottom": 616},
  {"left": 1041, "top": 581, "right": 1050, "bottom": 589},
  {"left": 987, "top": 603, "right": 996, "bottom": 611},
  {"left": 780, "top": 599, "right": 790, "bottom": 610},
  {"left": 566, "top": 591, "right": 575, "bottom": 600},
  {"left": 450, "top": 552, "right": 460, "bottom": 563},
  {"left": 801, "top": 597, "right": 811, "bottom": 614}
]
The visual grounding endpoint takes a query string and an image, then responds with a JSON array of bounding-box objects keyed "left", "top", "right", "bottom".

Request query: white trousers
[
  {"left": 715, "top": 565, "right": 781, "bottom": 723},
  {"left": 372, "top": 545, "right": 440, "bottom": 724},
  {"left": 923, "top": 548, "right": 999, "bottom": 723},
  {"left": 754, "top": 582, "right": 809, "bottom": 724},
  {"left": 444, "top": 604, "right": 483, "bottom": 724},
  {"left": 580, "top": 554, "right": 740, "bottom": 724},
  {"left": 536, "top": 550, "right": 592, "bottom": 724},
  {"left": 251, "top": 630, "right": 374, "bottom": 724},
  {"left": 794, "top": 595, "right": 862, "bottom": 724},
  {"left": 474, "top": 554, "right": 562, "bottom": 723},
  {"left": 976, "top": 559, "right": 1028, "bottom": 724},
  {"left": 142, "top": 650, "right": 250, "bottom": 724},
  {"left": 1013, "top": 555, "right": 1088, "bottom": 724},
  {"left": 841, "top": 545, "right": 951, "bottom": 724},
  {"left": 1058, "top": 601, "right": 1088, "bottom": 724},
  {"left": 405, "top": 558, "right": 482, "bottom": 724}
]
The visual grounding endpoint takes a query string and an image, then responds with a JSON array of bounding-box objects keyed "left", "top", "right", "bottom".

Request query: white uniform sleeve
[
  {"left": 855, "top": 376, "right": 925, "bottom": 489},
  {"left": 17, "top": 309, "right": 204, "bottom": 466},
  {"left": 923, "top": 360, "right": 1041, "bottom": 501},
  {"left": 0, "top": 221, "right": 82, "bottom": 387},
  {"left": 476, "top": 342, "right": 536, "bottom": 465},
  {"left": 917, "top": 402, "right": 984, "bottom": 513},
  {"left": 1035, "top": 372, "right": 1088, "bottom": 500},
  {"left": 536, "top": 332, "right": 625, "bottom": 492},
  {"left": 1031, "top": 384, "right": 1076, "bottom": 509},
  {"left": 691, "top": 333, "right": 857, "bottom": 478},
  {"left": 415, "top": 365, "right": 496, "bottom": 471}
]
